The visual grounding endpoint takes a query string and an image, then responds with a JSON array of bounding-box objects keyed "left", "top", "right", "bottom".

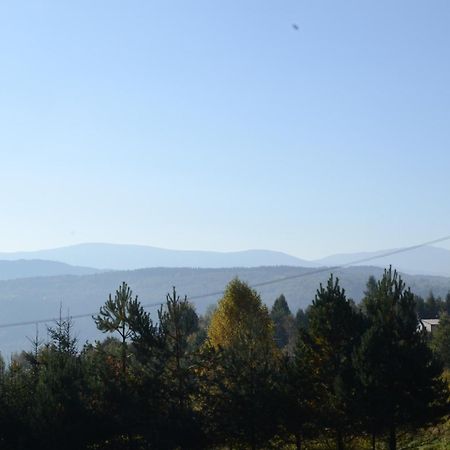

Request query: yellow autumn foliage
[{"left": 207, "top": 278, "right": 277, "bottom": 360}]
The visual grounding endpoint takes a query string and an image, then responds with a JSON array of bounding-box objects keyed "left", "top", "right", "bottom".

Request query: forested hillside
[
  {"left": 0, "top": 270, "right": 448, "bottom": 449},
  {"left": 0, "top": 265, "right": 450, "bottom": 355}
]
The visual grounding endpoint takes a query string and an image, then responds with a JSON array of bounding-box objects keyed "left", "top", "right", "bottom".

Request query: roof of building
[{"left": 421, "top": 319, "right": 440, "bottom": 325}]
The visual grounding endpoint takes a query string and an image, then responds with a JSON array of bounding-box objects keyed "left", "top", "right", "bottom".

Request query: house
[{"left": 419, "top": 318, "right": 440, "bottom": 334}]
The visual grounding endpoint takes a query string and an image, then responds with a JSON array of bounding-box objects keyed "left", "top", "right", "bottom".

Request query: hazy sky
[{"left": 1, "top": 1, "right": 450, "bottom": 259}]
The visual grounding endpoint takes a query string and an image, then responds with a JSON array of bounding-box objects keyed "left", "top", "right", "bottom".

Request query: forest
[{"left": 0, "top": 267, "right": 449, "bottom": 450}]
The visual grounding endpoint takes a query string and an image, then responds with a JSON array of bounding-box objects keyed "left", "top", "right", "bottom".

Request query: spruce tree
[
  {"left": 271, "top": 294, "right": 295, "bottom": 349},
  {"left": 31, "top": 316, "right": 90, "bottom": 450},
  {"left": 295, "top": 307, "right": 309, "bottom": 330}
]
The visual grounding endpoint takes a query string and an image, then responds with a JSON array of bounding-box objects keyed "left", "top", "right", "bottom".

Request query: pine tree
[
  {"left": 353, "top": 267, "right": 449, "bottom": 450},
  {"left": 93, "top": 282, "right": 160, "bottom": 448},
  {"left": 159, "top": 287, "right": 199, "bottom": 410},
  {"left": 94, "top": 281, "right": 142, "bottom": 377},
  {"left": 158, "top": 287, "right": 204, "bottom": 449},
  {"left": 306, "top": 275, "right": 363, "bottom": 450},
  {"left": 281, "top": 328, "right": 321, "bottom": 450}
]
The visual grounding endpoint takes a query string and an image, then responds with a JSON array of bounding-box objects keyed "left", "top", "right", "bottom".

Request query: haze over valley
[{"left": 0, "top": 242, "right": 449, "bottom": 355}]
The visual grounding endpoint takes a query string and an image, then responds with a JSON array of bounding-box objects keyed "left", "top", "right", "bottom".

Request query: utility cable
[{"left": 0, "top": 234, "right": 449, "bottom": 329}]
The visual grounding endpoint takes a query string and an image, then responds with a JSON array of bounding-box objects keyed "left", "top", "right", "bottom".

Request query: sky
[{"left": 0, "top": 0, "right": 450, "bottom": 260}]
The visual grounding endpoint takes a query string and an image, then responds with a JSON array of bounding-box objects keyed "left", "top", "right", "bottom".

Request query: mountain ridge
[
  {"left": 0, "top": 242, "right": 449, "bottom": 277},
  {"left": 0, "top": 243, "right": 316, "bottom": 271},
  {"left": 316, "top": 245, "right": 450, "bottom": 277},
  {"left": 0, "top": 259, "right": 101, "bottom": 281}
]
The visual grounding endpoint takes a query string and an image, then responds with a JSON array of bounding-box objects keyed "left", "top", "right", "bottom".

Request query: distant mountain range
[
  {"left": 0, "top": 259, "right": 100, "bottom": 280},
  {"left": 316, "top": 245, "right": 450, "bottom": 277},
  {"left": 0, "top": 242, "right": 449, "bottom": 277},
  {"left": 0, "top": 243, "right": 315, "bottom": 271},
  {"left": 0, "top": 243, "right": 448, "bottom": 355}
]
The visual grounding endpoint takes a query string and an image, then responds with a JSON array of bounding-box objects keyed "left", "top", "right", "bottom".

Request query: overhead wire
[{"left": 0, "top": 234, "right": 449, "bottom": 330}]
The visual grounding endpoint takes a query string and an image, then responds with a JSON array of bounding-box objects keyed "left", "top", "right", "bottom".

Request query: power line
[
  {"left": 0, "top": 304, "right": 164, "bottom": 330},
  {"left": 0, "top": 234, "right": 449, "bottom": 330},
  {"left": 184, "top": 233, "right": 450, "bottom": 297}
]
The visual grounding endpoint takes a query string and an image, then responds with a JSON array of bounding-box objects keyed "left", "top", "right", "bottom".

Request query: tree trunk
[
  {"left": 250, "top": 420, "right": 257, "bottom": 450},
  {"left": 371, "top": 432, "right": 376, "bottom": 450},
  {"left": 388, "top": 425, "right": 396, "bottom": 450},
  {"left": 121, "top": 326, "right": 127, "bottom": 379},
  {"left": 295, "top": 432, "right": 302, "bottom": 450},
  {"left": 336, "top": 430, "right": 345, "bottom": 450}
]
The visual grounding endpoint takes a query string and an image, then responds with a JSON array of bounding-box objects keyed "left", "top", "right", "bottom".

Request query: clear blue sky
[{"left": 1, "top": 0, "right": 449, "bottom": 259}]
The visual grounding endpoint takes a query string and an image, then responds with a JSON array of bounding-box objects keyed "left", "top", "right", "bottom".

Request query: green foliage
[
  {"left": 92, "top": 282, "right": 169, "bottom": 448},
  {"left": 95, "top": 282, "right": 145, "bottom": 336},
  {"left": 0, "top": 275, "right": 448, "bottom": 450},
  {"left": 307, "top": 275, "right": 364, "bottom": 448},
  {"left": 271, "top": 294, "right": 296, "bottom": 350},
  {"left": 200, "top": 278, "right": 280, "bottom": 449},
  {"left": 156, "top": 287, "right": 204, "bottom": 449},
  {"left": 280, "top": 329, "right": 322, "bottom": 449},
  {"left": 295, "top": 306, "right": 310, "bottom": 331},
  {"left": 416, "top": 291, "right": 450, "bottom": 319},
  {"left": 354, "top": 268, "right": 449, "bottom": 450},
  {"left": 271, "top": 294, "right": 291, "bottom": 319},
  {"left": 365, "top": 275, "right": 377, "bottom": 297},
  {"left": 432, "top": 313, "right": 450, "bottom": 369}
]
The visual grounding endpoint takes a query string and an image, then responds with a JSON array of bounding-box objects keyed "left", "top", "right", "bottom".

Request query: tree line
[{"left": 0, "top": 267, "right": 448, "bottom": 450}]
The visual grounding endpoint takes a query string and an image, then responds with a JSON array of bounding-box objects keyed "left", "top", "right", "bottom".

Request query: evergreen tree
[
  {"left": 431, "top": 312, "right": 450, "bottom": 368},
  {"left": 31, "top": 316, "right": 90, "bottom": 450},
  {"left": 295, "top": 307, "right": 309, "bottom": 330},
  {"left": 271, "top": 294, "right": 295, "bottom": 350},
  {"left": 354, "top": 267, "right": 449, "bottom": 450},
  {"left": 415, "top": 292, "right": 446, "bottom": 319},
  {"left": 280, "top": 329, "right": 321, "bottom": 450},
  {"left": 81, "top": 337, "right": 134, "bottom": 449},
  {"left": 93, "top": 282, "right": 163, "bottom": 448},
  {"left": 94, "top": 281, "right": 141, "bottom": 377},
  {"left": 0, "top": 354, "right": 35, "bottom": 449},
  {"left": 157, "top": 287, "right": 204, "bottom": 449},
  {"left": 306, "top": 275, "right": 363, "bottom": 450},
  {"left": 365, "top": 275, "right": 377, "bottom": 298},
  {"left": 159, "top": 287, "right": 199, "bottom": 410},
  {"left": 426, "top": 291, "right": 439, "bottom": 318},
  {"left": 445, "top": 292, "right": 450, "bottom": 314}
]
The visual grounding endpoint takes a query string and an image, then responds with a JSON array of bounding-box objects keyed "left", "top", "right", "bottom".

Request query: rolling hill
[
  {"left": 1, "top": 243, "right": 449, "bottom": 276},
  {"left": 0, "top": 259, "right": 100, "bottom": 280},
  {"left": 0, "top": 265, "right": 448, "bottom": 356}
]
